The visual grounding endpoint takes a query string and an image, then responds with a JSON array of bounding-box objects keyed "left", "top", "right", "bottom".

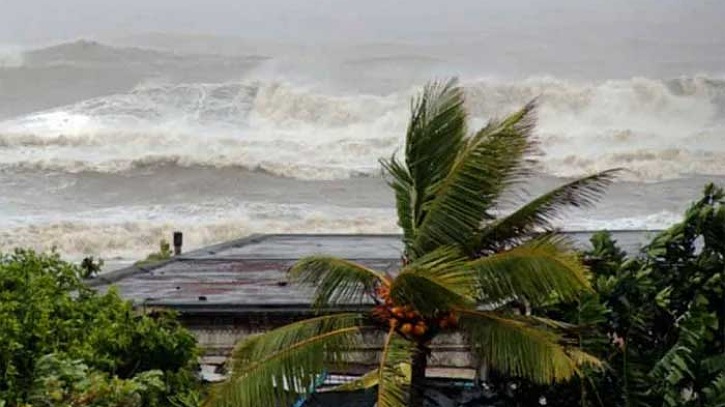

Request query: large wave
[{"left": 1, "top": 75, "right": 723, "bottom": 181}]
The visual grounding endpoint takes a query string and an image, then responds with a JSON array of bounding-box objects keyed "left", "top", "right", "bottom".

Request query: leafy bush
[
  {"left": 0, "top": 250, "right": 200, "bottom": 406},
  {"left": 488, "top": 184, "right": 725, "bottom": 406},
  {"left": 28, "top": 354, "right": 164, "bottom": 407}
]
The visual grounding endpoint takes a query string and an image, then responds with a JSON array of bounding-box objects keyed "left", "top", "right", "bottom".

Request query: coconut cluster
[{"left": 372, "top": 284, "right": 458, "bottom": 339}]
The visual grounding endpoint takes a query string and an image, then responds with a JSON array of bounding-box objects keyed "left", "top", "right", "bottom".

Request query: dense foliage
[
  {"left": 492, "top": 183, "right": 725, "bottom": 406},
  {"left": 0, "top": 250, "right": 200, "bottom": 407},
  {"left": 24, "top": 355, "right": 165, "bottom": 407}
]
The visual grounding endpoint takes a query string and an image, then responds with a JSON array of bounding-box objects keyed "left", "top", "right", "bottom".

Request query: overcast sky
[{"left": 1, "top": 0, "right": 724, "bottom": 45}]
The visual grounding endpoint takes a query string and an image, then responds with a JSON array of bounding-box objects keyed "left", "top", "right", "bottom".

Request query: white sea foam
[
  {"left": 0, "top": 199, "right": 681, "bottom": 262},
  {"left": 0, "top": 76, "right": 722, "bottom": 181},
  {"left": 562, "top": 210, "right": 683, "bottom": 232},
  {"left": 0, "top": 201, "right": 399, "bottom": 260}
]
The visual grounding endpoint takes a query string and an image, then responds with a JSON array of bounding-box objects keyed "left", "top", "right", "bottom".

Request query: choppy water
[{"left": 1, "top": 39, "right": 722, "bottom": 263}]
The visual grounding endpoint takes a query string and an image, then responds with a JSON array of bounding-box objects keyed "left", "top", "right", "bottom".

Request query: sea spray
[{"left": 1, "top": 77, "right": 723, "bottom": 181}]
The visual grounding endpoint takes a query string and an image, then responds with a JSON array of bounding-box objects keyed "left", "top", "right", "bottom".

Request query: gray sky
[{"left": 2, "top": 0, "right": 724, "bottom": 45}]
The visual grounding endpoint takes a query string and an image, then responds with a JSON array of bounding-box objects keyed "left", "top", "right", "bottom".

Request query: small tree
[
  {"left": 497, "top": 184, "right": 725, "bottom": 406},
  {"left": 210, "top": 80, "right": 618, "bottom": 407},
  {"left": 0, "top": 249, "right": 200, "bottom": 406},
  {"left": 80, "top": 256, "right": 104, "bottom": 279}
]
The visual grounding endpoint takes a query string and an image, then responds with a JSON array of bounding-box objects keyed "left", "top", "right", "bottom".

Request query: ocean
[{"left": 1, "top": 38, "right": 724, "bottom": 267}]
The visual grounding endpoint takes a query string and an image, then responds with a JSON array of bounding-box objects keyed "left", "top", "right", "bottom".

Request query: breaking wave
[
  {"left": 3, "top": 40, "right": 718, "bottom": 263},
  {"left": 1, "top": 75, "right": 724, "bottom": 181}
]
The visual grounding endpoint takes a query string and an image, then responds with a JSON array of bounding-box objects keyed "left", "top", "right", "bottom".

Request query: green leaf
[
  {"left": 382, "top": 79, "right": 467, "bottom": 252},
  {"left": 290, "top": 257, "right": 387, "bottom": 309},
  {"left": 376, "top": 328, "right": 412, "bottom": 407},
  {"left": 409, "top": 101, "right": 537, "bottom": 258},
  {"left": 467, "top": 236, "right": 590, "bottom": 304},
  {"left": 209, "top": 313, "right": 369, "bottom": 407},
  {"left": 459, "top": 310, "right": 597, "bottom": 384},
  {"left": 380, "top": 155, "right": 416, "bottom": 247},
  {"left": 476, "top": 169, "right": 620, "bottom": 251},
  {"left": 330, "top": 369, "right": 380, "bottom": 391},
  {"left": 332, "top": 362, "right": 411, "bottom": 392},
  {"left": 702, "top": 373, "right": 725, "bottom": 406},
  {"left": 390, "top": 246, "right": 476, "bottom": 314}
]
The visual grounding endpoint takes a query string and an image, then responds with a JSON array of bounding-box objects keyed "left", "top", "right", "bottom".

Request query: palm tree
[{"left": 209, "top": 79, "right": 619, "bottom": 407}]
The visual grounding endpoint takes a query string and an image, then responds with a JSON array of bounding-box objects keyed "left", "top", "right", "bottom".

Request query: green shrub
[
  {"left": 487, "top": 184, "right": 725, "bottom": 406},
  {"left": 28, "top": 354, "right": 164, "bottom": 407},
  {"left": 0, "top": 249, "right": 200, "bottom": 406}
]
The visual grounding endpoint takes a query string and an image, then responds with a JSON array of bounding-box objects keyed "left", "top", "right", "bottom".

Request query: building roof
[{"left": 88, "top": 232, "right": 655, "bottom": 314}]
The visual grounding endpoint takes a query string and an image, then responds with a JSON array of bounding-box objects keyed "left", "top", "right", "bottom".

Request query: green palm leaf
[
  {"left": 477, "top": 169, "right": 620, "bottom": 251},
  {"left": 381, "top": 79, "right": 467, "bottom": 250},
  {"left": 459, "top": 309, "right": 598, "bottom": 384},
  {"left": 208, "top": 313, "right": 369, "bottom": 407},
  {"left": 331, "top": 369, "right": 380, "bottom": 391},
  {"left": 389, "top": 246, "right": 476, "bottom": 314},
  {"left": 331, "top": 363, "right": 412, "bottom": 392},
  {"left": 404, "top": 79, "right": 467, "bottom": 189},
  {"left": 409, "top": 101, "right": 537, "bottom": 258},
  {"left": 290, "top": 256, "right": 387, "bottom": 309},
  {"left": 376, "top": 327, "right": 413, "bottom": 407},
  {"left": 380, "top": 155, "right": 416, "bottom": 247},
  {"left": 467, "top": 236, "right": 590, "bottom": 305}
]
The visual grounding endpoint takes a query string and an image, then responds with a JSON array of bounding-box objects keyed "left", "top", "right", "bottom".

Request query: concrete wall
[{"left": 187, "top": 318, "right": 480, "bottom": 377}]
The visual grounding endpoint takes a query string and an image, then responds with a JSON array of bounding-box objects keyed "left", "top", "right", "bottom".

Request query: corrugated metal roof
[
  {"left": 89, "top": 234, "right": 402, "bottom": 310},
  {"left": 88, "top": 232, "right": 655, "bottom": 312}
]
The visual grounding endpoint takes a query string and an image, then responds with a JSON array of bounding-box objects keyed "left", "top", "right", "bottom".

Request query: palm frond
[
  {"left": 380, "top": 155, "right": 416, "bottom": 247},
  {"left": 467, "top": 236, "right": 590, "bottom": 305},
  {"left": 376, "top": 327, "right": 412, "bottom": 407},
  {"left": 477, "top": 169, "right": 620, "bottom": 251},
  {"left": 332, "top": 362, "right": 411, "bottom": 392},
  {"left": 404, "top": 79, "right": 467, "bottom": 188},
  {"left": 208, "top": 313, "right": 368, "bottom": 407},
  {"left": 331, "top": 369, "right": 379, "bottom": 391},
  {"left": 290, "top": 256, "right": 387, "bottom": 309},
  {"left": 459, "top": 310, "right": 598, "bottom": 384},
  {"left": 409, "top": 101, "right": 538, "bottom": 258},
  {"left": 382, "top": 79, "right": 467, "bottom": 251},
  {"left": 389, "top": 246, "right": 476, "bottom": 314},
  {"left": 566, "top": 347, "right": 605, "bottom": 370},
  {"left": 404, "top": 79, "right": 468, "bottom": 220}
]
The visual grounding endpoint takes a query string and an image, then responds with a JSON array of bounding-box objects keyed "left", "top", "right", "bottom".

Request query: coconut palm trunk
[
  {"left": 409, "top": 342, "right": 428, "bottom": 406},
  {"left": 208, "top": 79, "right": 618, "bottom": 407}
]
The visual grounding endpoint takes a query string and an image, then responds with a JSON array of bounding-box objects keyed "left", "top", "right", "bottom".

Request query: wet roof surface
[
  {"left": 91, "top": 234, "right": 402, "bottom": 310},
  {"left": 89, "top": 232, "right": 655, "bottom": 312}
]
